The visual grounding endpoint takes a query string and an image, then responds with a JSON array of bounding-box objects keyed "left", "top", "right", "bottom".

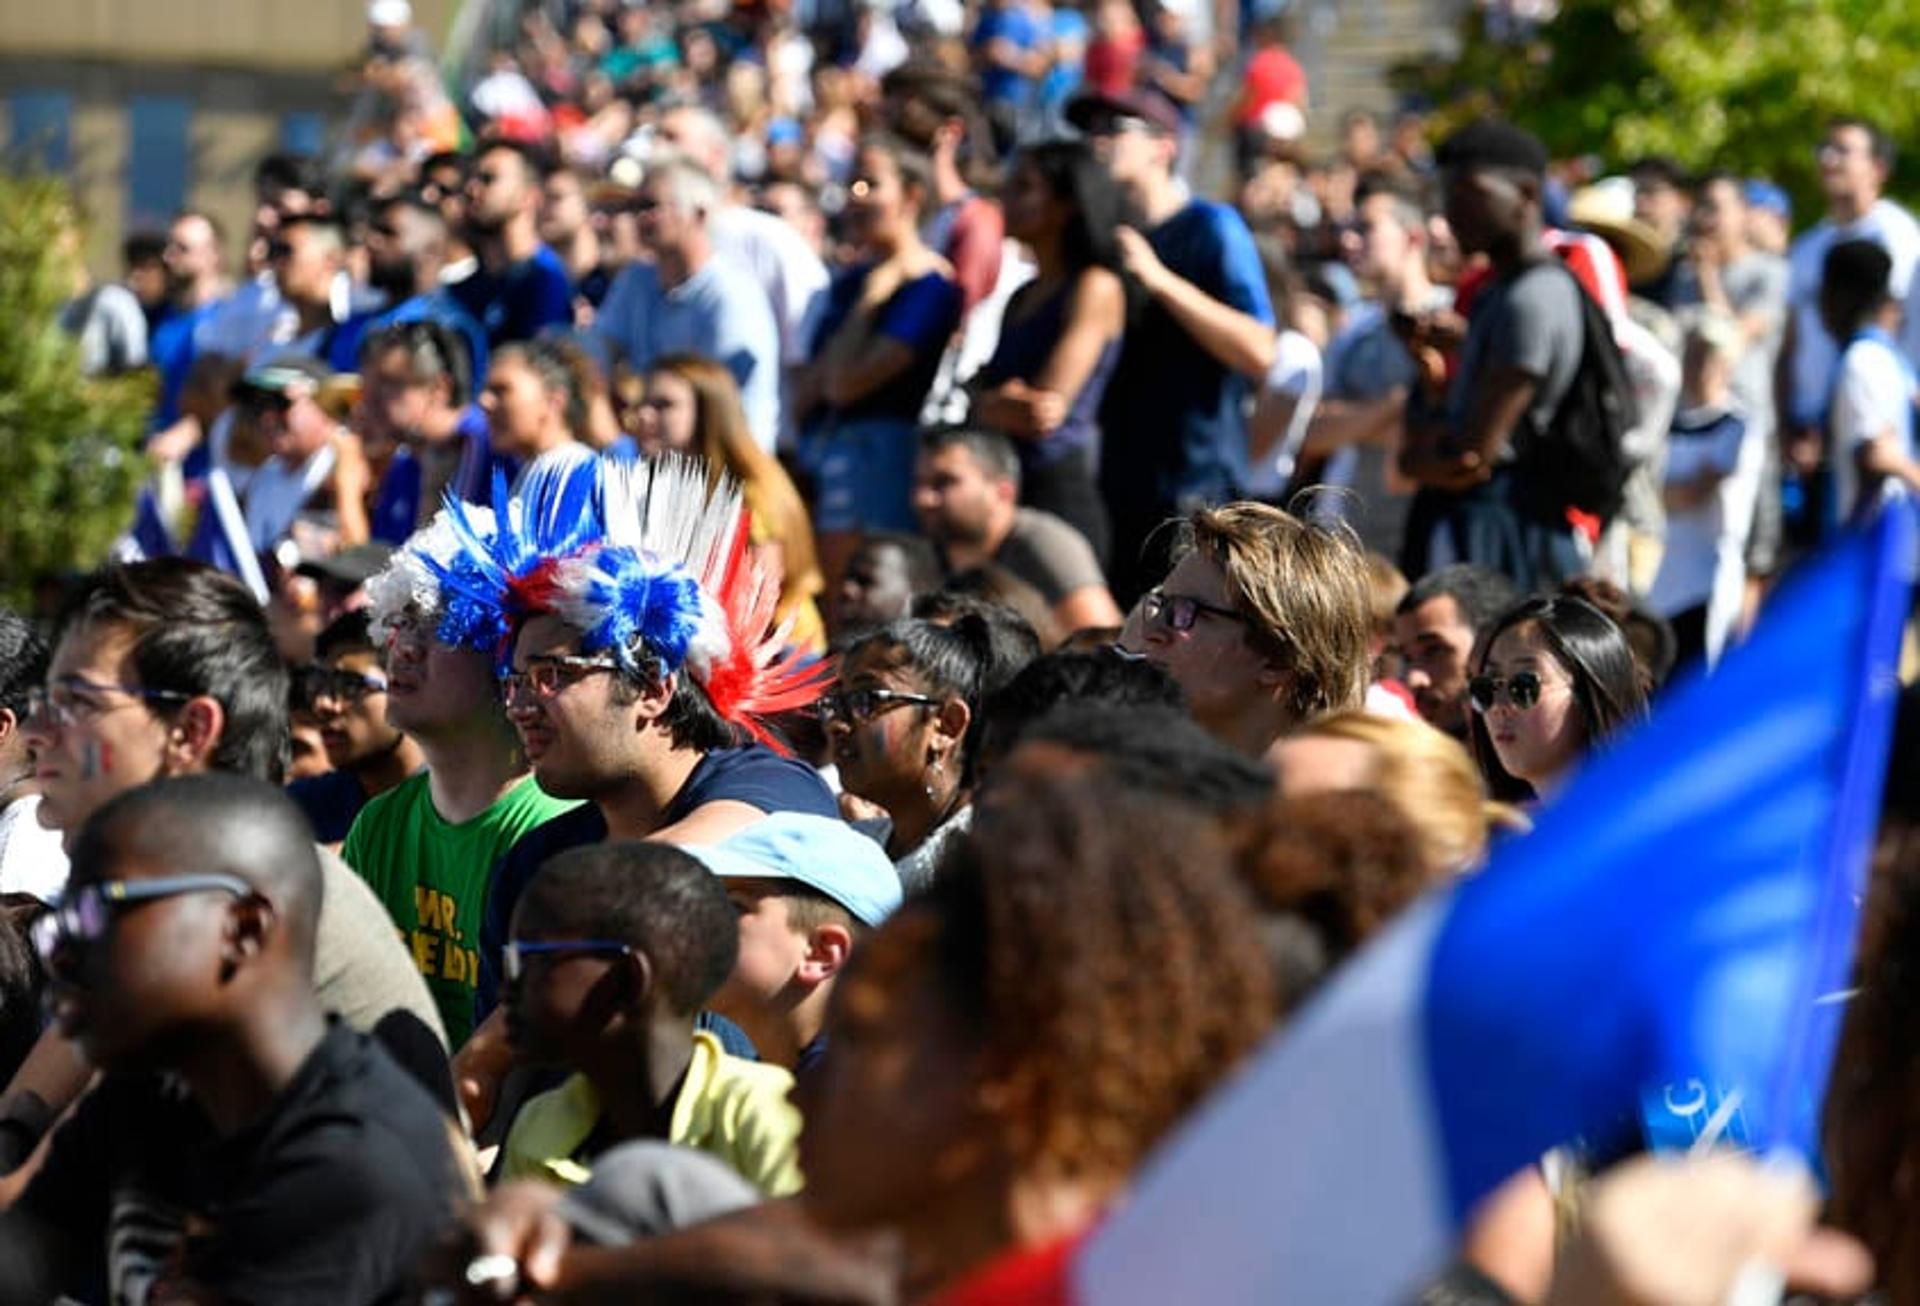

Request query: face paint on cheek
[{"left": 81, "top": 741, "right": 112, "bottom": 780}]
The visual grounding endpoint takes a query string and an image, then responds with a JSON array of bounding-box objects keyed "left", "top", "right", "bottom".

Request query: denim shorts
[{"left": 804, "top": 418, "right": 922, "bottom": 535}]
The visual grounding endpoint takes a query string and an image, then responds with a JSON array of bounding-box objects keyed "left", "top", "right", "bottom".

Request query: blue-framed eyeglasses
[{"left": 502, "top": 938, "right": 635, "bottom": 984}]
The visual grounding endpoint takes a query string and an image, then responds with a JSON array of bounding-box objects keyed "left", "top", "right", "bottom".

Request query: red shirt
[
  {"left": 1084, "top": 28, "right": 1146, "bottom": 97},
  {"left": 944, "top": 194, "right": 1007, "bottom": 319},
  {"left": 1451, "top": 229, "right": 1627, "bottom": 326},
  {"left": 1236, "top": 45, "right": 1307, "bottom": 125},
  {"left": 925, "top": 1231, "right": 1088, "bottom": 1306}
]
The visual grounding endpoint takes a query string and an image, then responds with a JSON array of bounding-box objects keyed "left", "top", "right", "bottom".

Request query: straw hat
[{"left": 1567, "top": 178, "right": 1671, "bottom": 286}]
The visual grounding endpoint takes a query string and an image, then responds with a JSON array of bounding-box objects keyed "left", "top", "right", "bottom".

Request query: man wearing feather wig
[{"left": 430, "top": 454, "right": 842, "bottom": 1130}]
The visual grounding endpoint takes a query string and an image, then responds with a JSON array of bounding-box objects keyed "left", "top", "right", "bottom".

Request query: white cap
[
  {"left": 368, "top": 0, "right": 413, "bottom": 28},
  {"left": 1259, "top": 102, "right": 1306, "bottom": 142}
]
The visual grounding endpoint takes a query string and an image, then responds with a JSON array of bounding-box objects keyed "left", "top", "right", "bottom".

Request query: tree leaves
[
  {"left": 0, "top": 174, "right": 151, "bottom": 610},
  {"left": 1399, "top": 0, "right": 1920, "bottom": 221}
]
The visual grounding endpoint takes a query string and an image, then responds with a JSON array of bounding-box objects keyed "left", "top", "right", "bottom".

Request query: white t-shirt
[
  {"left": 1647, "top": 406, "right": 1761, "bottom": 661},
  {"left": 0, "top": 794, "right": 69, "bottom": 903},
  {"left": 1829, "top": 333, "right": 1917, "bottom": 523},
  {"left": 1785, "top": 201, "right": 1920, "bottom": 426},
  {"left": 709, "top": 206, "right": 831, "bottom": 369},
  {"left": 1244, "top": 329, "right": 1323, "bottom": 499}
]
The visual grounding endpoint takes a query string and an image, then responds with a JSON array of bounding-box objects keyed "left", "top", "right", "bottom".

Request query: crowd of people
[{"left": 9, "top": 0, "right": 1920, "bottom": 1300}]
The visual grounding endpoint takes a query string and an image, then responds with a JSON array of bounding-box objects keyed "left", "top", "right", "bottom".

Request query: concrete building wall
[{"left": 1, "top": 0, "right": 455, "bottom": 277}]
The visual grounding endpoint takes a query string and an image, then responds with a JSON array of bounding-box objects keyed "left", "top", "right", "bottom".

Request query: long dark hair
[
  {"left": 1014, "top": 139, "right": 1124, "bottom": 276},
  {"left": 1468, "top": 595, "right": 1648, "bottom": 802}
]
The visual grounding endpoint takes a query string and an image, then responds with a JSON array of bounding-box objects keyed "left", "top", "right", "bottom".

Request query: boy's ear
[
  {"left": 621, "top": 948, "right": 657, "bottom": 1010},
  {"left": 796, "top": 923, "right": 854, "bottom": 987}
]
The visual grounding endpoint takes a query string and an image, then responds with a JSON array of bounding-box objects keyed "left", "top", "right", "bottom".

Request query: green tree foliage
[
  {"left": 0, "top": 174, "right": 152, "bottom": 610},
  {"left": 1399, "top": 0, "right": 1920, "bottom": 218}
]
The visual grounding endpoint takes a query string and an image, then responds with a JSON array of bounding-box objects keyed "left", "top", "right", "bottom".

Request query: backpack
[{"left": 1508, "top": 259, "right": 1639, "bottom": 525}]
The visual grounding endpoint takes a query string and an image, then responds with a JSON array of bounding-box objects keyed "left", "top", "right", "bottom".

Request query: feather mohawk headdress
[{"left": 430, "top": 453, "right": 831, "bottom": 752}]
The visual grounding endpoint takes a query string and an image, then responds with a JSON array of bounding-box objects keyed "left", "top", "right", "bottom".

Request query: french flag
[{"left": 1042, "top": 501, "right": 1913, "bottom": 1305}]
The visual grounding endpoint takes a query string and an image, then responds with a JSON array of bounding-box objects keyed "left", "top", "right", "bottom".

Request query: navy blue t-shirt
[
  {"left": 287, "top": 770, "right": 372, "bottom": 847},
  {"left": 447, "top": 245, "right": 574, "bottom": 348},
  {"left": 474, "top": 746, "right": 839, "bottom": 1022},
  {"left": 1098, "top": 200, "right": 1274, "bottom": 513},
  {"left": 807, "top": 268, "right": 963, "bottom": 427}
]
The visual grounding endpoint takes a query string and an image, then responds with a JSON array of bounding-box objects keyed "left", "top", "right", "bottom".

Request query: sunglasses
[
  {"left": 814, "top": 687, "right": 941, "bottom": 726},
  {"left": 32, "top": 873, "right": 253, "bottom": 961},
  {"left": 1468, "top": 671, "right": 1547, "bottom": 713},
  {"left": 502, "top": 938, "right": 634, "bottom": 984},
  {"left": 1138, "top": 589, "right": 1248, "bottom": 634},
  {"left": 293, "top": 666, "right": 390, "bottom": 711}
]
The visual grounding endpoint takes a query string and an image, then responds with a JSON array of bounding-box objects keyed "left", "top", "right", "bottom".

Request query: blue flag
[
  {"left": 1075, "top": 500, "right": 1915, "bottom": 1306},
  {"left": 1425, "top": 496, "right": 1913, "bottom": 1208}
]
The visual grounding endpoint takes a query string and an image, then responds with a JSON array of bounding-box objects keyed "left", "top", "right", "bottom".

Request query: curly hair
[
  {"left": 1231, "top": 791, "right": 1433, "bottom": 1013},
  {"left": 924, "top": 773, "right": 1276, "bottom": 1185}
]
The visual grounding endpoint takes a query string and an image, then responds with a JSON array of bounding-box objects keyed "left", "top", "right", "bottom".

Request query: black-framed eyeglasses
[
  {"left": 32, "top": 873, "right": 253, "bottom": 960},
  {"left": 499, "top": 655, "right": 622, "bottom": 703},
  {"left": 25, "top": 680, "right": 193, "bottom": 732},
  {"left": 1139, "top": 589, "right": 1248, "bottom": 634},
  {"left": 814, "top": 687, "right": 942, "bottom": 726},
  {"left": 1468, "top": 671, "right": 1547, "bottom": 714},
  {"left": 502, "top": 938, "right": 635, "bottom": 984},
  {"left": 294, "top": 666, "right": 390, "bottom": 711}
]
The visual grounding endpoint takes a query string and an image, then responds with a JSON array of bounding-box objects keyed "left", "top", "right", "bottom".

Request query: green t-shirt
[{"left": 341, "top": 772, "right": 579, "bottom": 1046}]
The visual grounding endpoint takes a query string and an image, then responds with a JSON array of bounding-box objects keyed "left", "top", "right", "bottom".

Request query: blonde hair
[
  {"left": 1364, "top": 551, "right": 1409, "bottom": 640},
  {"left": 650, "top": 354, "right": 825, "bottom": 622},
  {"left": 1297, "top": 710, "right": 1522, "bottom": 876},
  {"left": 1181, "top": 503, "right": 1371, "bottom": 723}
]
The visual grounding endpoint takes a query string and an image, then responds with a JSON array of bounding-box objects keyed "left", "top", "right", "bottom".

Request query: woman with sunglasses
[
  {"left": 820, "top": 615, "right": 997, "bottom": 888},
  {"left": 1467, "top": 595, "right": 1648, "bottom": 805}
]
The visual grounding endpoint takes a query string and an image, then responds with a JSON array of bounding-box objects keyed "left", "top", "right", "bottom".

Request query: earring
[{"left": 924, "top": 755, "right": 944, "bottom": 802}]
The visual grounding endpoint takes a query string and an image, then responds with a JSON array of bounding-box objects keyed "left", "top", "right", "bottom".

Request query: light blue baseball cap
[{"left": 686, "top": 814, "right": 903, "bottom": 928}]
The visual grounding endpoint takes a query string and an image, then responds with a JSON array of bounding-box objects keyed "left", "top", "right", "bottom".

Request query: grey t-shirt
[
  {"left": 993, "top": 508, "right": 1107, "bottom": 606},
  {"left": 1671, "top": 253, "right": 1788, "bottom": 435},
  {"left": 1448, "top": 262, "right": 1584, "bottom": 463}
]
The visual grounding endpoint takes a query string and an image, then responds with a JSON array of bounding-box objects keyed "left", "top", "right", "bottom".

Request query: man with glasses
[
  {"left": 6, "top": 773, "right": 468, "bottom": 1303},
  {"left": 0, "top": 558, "right": 447, "bottom": 1175},
  {"left": 495, "top": 841, "right": 803, "bottom": 1194},
  {"left": 346, "top": 516, "right": 580, "bottom": 1048},
  {"left": 1067, "top": 86, "right": 1279, "bottom": 606},
  {"left": 1119, "top": 502, "right": 1370, "bottom": 758},
  {"left": 287, "top": 611, "right": 425, "bottom": 848},
  {"left": 1778, "top": 120, "right": 1920, "bottom": 538},
  {"left": 446, "top": 502, "right": 838, "bottom": 1134}
]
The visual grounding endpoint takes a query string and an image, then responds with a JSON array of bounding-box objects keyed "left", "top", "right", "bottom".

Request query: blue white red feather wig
[{"left": 431, "top": 452, "right": 830, "bottom": 749}]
